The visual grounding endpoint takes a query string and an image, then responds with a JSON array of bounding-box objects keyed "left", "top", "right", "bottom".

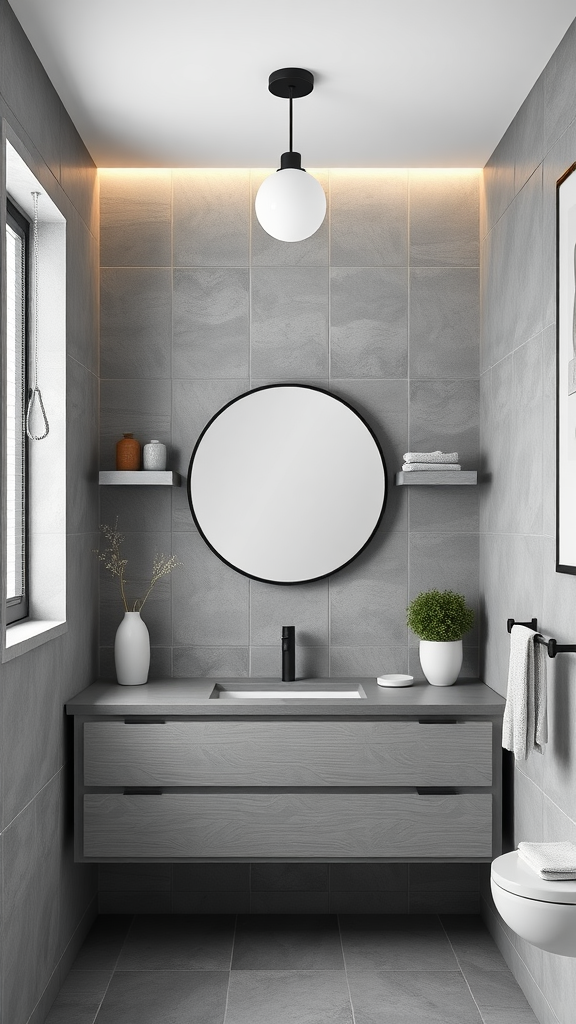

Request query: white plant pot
[
  {"left": 419, "top": 639, "right": 463, "bottom": 686},
  {"left": 114, "top": 611, "right": 150, "bottom": 685}
]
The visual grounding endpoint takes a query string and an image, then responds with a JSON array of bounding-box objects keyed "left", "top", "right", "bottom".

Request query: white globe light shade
[{"left": 255, "top": 168, "right": 326, "bottom": 242}]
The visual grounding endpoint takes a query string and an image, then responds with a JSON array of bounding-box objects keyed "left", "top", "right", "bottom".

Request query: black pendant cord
[{"left": 289, "top": 87, "right": 293, "bottom": 153}]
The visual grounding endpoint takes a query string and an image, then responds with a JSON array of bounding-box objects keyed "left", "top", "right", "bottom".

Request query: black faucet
[{"left": 282, "top": 626, "right": 295, "bottom": 682}]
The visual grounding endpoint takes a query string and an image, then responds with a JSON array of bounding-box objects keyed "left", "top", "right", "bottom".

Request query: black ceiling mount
[{"left": 268, "top": 68, "right": 314, "bottom": 99}]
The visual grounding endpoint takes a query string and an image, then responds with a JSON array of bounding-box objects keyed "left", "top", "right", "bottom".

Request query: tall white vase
[
  {"left": 419, "top": 639, "right": 463, "bottom": 686},
  {"left": 114, "top": 611, "right": 150, "bottom": 685}
]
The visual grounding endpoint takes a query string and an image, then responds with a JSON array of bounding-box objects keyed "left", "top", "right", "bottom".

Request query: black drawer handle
[
  {"left": 123, "top": 788, "right": 163, "bottom": 796},
  {"left": 416, "top": 787, "right": 458, "bottom": 795},
  {"left": 418, "top": 718, "right": 457, "bottom": 725},
  {"left": 124, "top": 717, "right": 166, "bottom": 724}
]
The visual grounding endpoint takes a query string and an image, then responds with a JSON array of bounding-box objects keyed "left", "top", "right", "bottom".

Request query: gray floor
[{"left": 45, "top": 914, "right": 539, "bottom": 1024}]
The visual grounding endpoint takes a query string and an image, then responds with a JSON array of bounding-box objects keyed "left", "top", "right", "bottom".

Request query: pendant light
[{"left": 255, "top": 68, "right": 326, "bottom": 242}]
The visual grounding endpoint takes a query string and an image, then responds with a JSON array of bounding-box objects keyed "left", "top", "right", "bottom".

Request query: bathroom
[{"left": 1, "top": 0, "right": 576, "bottom": 1022}]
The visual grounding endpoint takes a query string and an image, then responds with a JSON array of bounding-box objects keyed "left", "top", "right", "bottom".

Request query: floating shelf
[
  {"left": 99, "top": 471, "right": 181, "bottom": 487},
  {"left": 395, "top": 471, "right": 477, "bottom": 486}
]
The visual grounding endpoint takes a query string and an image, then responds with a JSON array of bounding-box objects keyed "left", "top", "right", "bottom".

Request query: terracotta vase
[{"left": 116, "top": 433, "right": 141, "bottom": 470}]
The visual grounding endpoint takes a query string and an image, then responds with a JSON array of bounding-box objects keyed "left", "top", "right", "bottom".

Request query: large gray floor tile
[
  {"left": 43, "top": 970, "right": 110, "bottom": 1024},
  {"left": 116, "top": 915, "right": 235, "bottom": 970},
  {"left": 232, "top": 914, "right": 344, "bottom": 970},
  {"left": 72, "top": 916, "right": 133, "bottom": 971},
  {"left": 440, "top": 915, "right": 509, "bottom": 972},
  {"left": 225, "top": 970, "right": 352, "bottom": 1024},
  {"left": 95, "top": 970, "right": 228, "bottom": 1024},
  {"left": 463, "top": 964, "right": 534, "bottom": 1010},
  {"left": 340, "top": 915, "right": 459, "bottom": 971},
  {"left": 347, "top": 970, "right": 482, "bottom": 1024}
]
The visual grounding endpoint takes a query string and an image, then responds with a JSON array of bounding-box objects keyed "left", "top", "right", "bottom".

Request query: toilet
[{"left": 491, "top": 851, "right": 576, "bottom": 957}]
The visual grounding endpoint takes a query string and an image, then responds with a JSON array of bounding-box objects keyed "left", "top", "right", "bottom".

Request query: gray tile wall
[
  {"left": 99, "top": 167, "right": 480, "bottom": 682},
  {"left": 98, "top": 862, "right": 483, "bottom": 916},
  {"left": 479, "top": 16, "right": 576, "bottom": 1024},
  {"left": 98, "top": 166, "right": 480, "bottom": 916},
  {"left": 0, "top": 2, "right": 99, "bottom": 1022}
]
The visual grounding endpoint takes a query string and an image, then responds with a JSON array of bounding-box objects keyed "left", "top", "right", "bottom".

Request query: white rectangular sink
[{"left": 212, "top": 684, "right": 366, "bottom": 700}]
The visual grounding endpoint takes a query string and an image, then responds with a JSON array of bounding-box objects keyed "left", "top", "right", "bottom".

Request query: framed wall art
[{"left": 557, "top": 161, "right": 576, "bottom": 573}]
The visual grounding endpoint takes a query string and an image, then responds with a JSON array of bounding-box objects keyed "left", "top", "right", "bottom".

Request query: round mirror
[{"left": 187, "top": 384, "right": 387, "bottom": 584}]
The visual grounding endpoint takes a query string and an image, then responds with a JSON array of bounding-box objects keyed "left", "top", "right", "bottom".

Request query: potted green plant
[{"left": 407, "top": 589, "right": 474, "bottom": 686}]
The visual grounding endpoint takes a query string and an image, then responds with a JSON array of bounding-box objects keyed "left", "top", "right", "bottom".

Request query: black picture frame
[{"left": 556, "top": 162, "right": 576, "bottom": 574}]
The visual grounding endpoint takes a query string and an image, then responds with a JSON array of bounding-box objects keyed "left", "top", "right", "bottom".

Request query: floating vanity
[{"left": 66, "top": 679, "right": 504, "bottom": 864}]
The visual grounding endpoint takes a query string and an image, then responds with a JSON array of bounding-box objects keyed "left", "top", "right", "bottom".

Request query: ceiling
[{"left": 8, "top": 0, "right": 576, "bottom": 168}]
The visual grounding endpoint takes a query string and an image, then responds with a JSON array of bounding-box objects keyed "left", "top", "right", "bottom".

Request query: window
[
  {"left": 2, "top": 135, "right": 66, "bottom": 661},
  {"left": 5, "top": 200, "right": 29, "bottom": 624}
]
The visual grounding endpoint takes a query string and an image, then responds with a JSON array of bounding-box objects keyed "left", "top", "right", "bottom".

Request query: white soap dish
[{"left": 377, "top": 674, "right": 414, "bottom": 688}]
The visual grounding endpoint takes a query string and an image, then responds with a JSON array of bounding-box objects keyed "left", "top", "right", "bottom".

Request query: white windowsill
[{"left": 3, "top": 618, "right": 67, "bottom": 662}]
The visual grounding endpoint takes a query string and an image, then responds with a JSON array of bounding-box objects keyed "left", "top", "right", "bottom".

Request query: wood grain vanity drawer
[
  {"left": 83, "top": 720, "right": 492, "bottom": 788},
  {"left": 83, "top": 792, "right": 492, "bottom": 859}
]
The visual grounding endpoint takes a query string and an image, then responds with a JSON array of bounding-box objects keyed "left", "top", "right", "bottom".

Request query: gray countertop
[{"left": 66, "top": 678, "right": 505, "bottom": 716}]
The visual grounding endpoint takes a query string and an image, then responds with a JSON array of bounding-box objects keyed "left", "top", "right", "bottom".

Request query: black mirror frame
[{"left": 187, "top": 383, "right": 388, "bottom": 586}]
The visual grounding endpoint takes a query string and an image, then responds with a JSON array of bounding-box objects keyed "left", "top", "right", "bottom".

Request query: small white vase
[
  {"left": 419, "top": 639, "right": 463, "bottom": 686},
  {"left": 143, "top": 439, "right": 167, "bottom": 470},
  {"left": 114, "top": 611, "right": 150, "bottom": 685}
]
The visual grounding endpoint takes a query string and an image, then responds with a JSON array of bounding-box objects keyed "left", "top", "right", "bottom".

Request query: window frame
[{"left": 5, "top": 197, "right": 30, "bottom": 624}]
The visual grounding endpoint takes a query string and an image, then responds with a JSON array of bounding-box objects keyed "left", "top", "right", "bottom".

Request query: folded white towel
[
  {"left": 502, "top": 625, "right": 547, "bottom": 761},
  {"left": 402, "top": 463, "right": 461, "bottom": 472},
  {"left": 518, "top": 841, "right": 576, "bottom": 879},
  {"left": 403, "top": 451, "right": 459, "bottom": 464}
]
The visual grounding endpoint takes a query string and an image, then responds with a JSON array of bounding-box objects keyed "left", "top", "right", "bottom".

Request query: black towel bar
[{"left": 507, "top": 618, "right": 576, "bottom": 659}]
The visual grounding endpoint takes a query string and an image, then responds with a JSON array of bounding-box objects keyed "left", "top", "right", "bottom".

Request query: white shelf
[
  {"left": 395, "top": 471, "right": 477, "bottom": 486},
  {"left": 99, "top": 471, "right": 181, "bottom": 486}
]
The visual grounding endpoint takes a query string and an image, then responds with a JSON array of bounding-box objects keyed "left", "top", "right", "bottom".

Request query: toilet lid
[{"left": 492, "top": 851, "right": 576, "bottom": 904}]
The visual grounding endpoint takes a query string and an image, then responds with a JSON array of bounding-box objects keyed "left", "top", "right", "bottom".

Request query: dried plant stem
[{"left": 96, "top": 521, "right": 181, "bottom": 614}]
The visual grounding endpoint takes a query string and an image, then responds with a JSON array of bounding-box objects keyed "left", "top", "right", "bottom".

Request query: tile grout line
[
  {"left": 222, "top": 915, "right": 238, "bottom": 1024},
  {"left": 92, "top": 916, "right": 135, "bottom": 1024},
  {"left": 337, "top": 914, "right": 357, "bottom": 1024},
  {"left": 437, "top": 915, "right": 487, "bottom": 1024}
]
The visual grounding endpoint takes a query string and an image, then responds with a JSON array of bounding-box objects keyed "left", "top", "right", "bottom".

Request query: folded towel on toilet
[
  {"left": 403, "top": 451, "right": 459, "bottom": 464},
  {"left": 518, "top": 841, "right": 576, "bottom": 880},
  {"left": 502, "top": 624, "right": 547, "bottom": 760},
  {"left": 401, "top": 463, "right": 461, "bottom": 472}
]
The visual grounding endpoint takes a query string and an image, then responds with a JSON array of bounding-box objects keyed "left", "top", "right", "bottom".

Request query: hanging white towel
[
  {"left": 502, "top": 624, "right": 547, "bottom": 761},
  {"left": 518, "top": 841, "right": 576, "bottom": 880},
  {"left": 402, "top": 463, "right": 461, "bottom": 472},
  {"left": 403, "top": 451, "right": 459, "bottom": 464}
]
